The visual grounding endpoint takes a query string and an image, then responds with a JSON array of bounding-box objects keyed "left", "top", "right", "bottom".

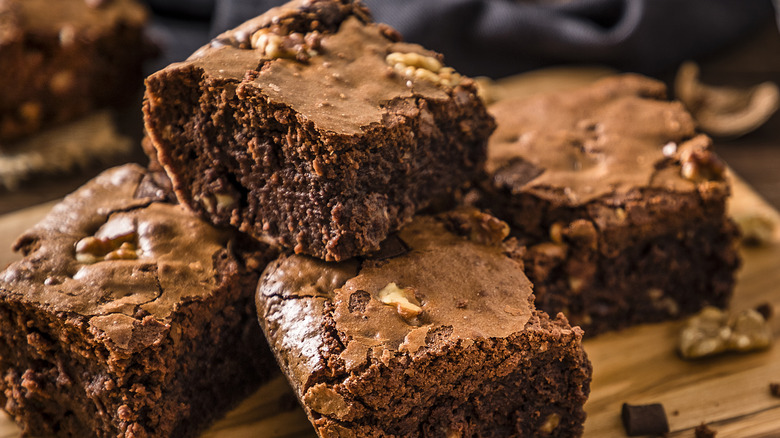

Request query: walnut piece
[
  {"left": 733, "top": 213, "right": 775, "bottom": 247},
  {"left": 676, "top": 61, "right": 779, "bottom": 138},
  {"left": 539, "top": 413, "right": 561, "bottom": 434},
  {"left": 378, "top": 282, "right": 422, "bottom": 319},
  {"left": 678, "top": 306, "right": 772, "bottom": 359},
  {"left": 75, "top": 231, "right": 139, "bottom": 264},
  {"left": 679, "top": 146, "right": 726, "bottom": 183},
  {"left": 250, "top": 28, "right": 321, "bottom": 62},
  {"left": 386, "top": 52, "right": 462, "bottom": 87}
]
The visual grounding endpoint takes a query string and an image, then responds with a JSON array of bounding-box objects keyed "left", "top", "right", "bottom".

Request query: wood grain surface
[{"left": 0, "top": 175, "right": 778, "bottom": 437}]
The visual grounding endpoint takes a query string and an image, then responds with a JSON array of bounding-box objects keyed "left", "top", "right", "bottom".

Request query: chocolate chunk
[
  {"left": 695, "top": 423, "right": 717, "bottom": 438},
  {"left": 770, "top": 382, "right": 780, "bottom": 398},
  {"left": 756, "top": 302, "right": 773, "bottom": 321},
  {"left": 621, "top": 403, "right": 670, "bottom": 436}
]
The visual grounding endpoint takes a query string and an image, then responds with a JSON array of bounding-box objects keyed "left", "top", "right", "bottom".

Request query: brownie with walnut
[
  {"left": 143, "top": 0, "right": 494, "bottom": 261},
  {"left": 0, "top": 164, "right": 278, "bottom": 437},
  {"left": 256, "top": 209, "right": 591, "bottom": 437},
  {"left": 0, "top": 0, "right": 153, "bottom": 144},
  {"left": 472, "top": 74, "right": 740, "bottom": 335}
]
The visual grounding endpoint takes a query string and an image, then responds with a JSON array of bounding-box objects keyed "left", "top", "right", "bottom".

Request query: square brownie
[
  {"left": 0, "top": 164, "right": 278, "bottom": 437},
  {"left": 143, "top": 0, "right": 495, "bottom": 261},
  {"left": 0, "top": 0, "right": 152, "bottom": 144},
  {"left": 473, "top": 74, "right": 740, "bottom": 335},
  {"left": 256, "top": 209, "right": 592, "bottom": 437}
]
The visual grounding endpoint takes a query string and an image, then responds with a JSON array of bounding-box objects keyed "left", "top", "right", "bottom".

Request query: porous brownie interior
[
  {"left": 311, "top": 311, "right": 591, "bottom": 437},
  {"left": 144, "top": 2, "right": 493, "bottom": 261}
]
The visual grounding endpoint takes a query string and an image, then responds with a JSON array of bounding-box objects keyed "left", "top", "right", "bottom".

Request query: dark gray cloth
[{"left": 144, "top": 0, "right": 774, "bottom": 78}]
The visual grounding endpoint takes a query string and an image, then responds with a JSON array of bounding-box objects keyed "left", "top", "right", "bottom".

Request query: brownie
[
  {"left": 0, "top": 0, "right": 152, "bottom": 144},
  {"left": 472, "top": 74, "right": 740, "bottom": 335},
  {"left": 256, "top": 209, "right": 592, "bottom": 437},
  {"left": 0, "top": 164, "right": 278, "bottom": 437},
  {"left": 143, "top": 0, "right": 495, "bottom": 261}
]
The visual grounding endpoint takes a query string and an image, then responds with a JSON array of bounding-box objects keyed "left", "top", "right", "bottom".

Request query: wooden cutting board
[{"left": 0, "top": 174, "right": 778, "bottom": 438}]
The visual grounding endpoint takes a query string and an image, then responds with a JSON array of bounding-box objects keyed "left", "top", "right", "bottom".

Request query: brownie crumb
[
  {"left": 621, "top": 403, "right": 670, "bottom": 436},
  {"left": 770, "top": 382, "right": 780, "bottom": 398},
  {"left": 695, "top": 423, "right": 717, "bottom": 438}
]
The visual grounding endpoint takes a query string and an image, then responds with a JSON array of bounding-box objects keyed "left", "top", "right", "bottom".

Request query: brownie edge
[
  {"left": 143, "top": 0, "right": 495, "bottom": 261},
  {"left": 0, "top": 164, "right": 278, "bottom": 437},
  {"left": 256, "top": 209, "right": 592, "bottom": 437}
]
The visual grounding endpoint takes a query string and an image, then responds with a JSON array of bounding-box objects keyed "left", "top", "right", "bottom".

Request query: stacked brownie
[
  {"left": 0, "top": 0, "right": 153, "bottom": 144},
  {"left": 0, "top": 164, "right": 279, "bottom": 436},
  {"left": 143, "top": 0, "right": 494, "bottom": 261},
  {"left": 257, "top": 209, "right": 591, "bottom": 436},
  {"left": 473, "top": 74, "right": 740, "bottom": 335}
]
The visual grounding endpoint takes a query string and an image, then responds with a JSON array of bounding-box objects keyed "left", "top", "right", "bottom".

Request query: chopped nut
[
  {"left": 49, "top": 71, "right": 75, "bottom": 95},
  {"left": 678, "top": 306, "right": 773, "bottom": 359},
  {"left": 194, "top": 194, "right": 216, "bottom": 214},
  {"left": 568, "top": 277, "right": 584, "bottom": 293},
  {"left": 675, "top": 61, "right": 779, "bottom": 138},
  {"left": 443, "top": 209, "right": 509, "bottom": 246},
  {"left": 75, "top": 232, "right": 139, "bottom": 264},
  {"left": 19, "top": 102, "right": 42, "bottom": 124},
  {"left": 250, "top": 28, "right": 319, "bottom": 61},
  {"left": 549, "top": 222, "right": 564, "bottom": 244},
  {"left": 539, "top": 413, "right": 561, "bottom": 434},
  {"left": 734, "top": 214, "right": 775, "bottom": 246},
  {"left": 728, "top": 309, "right": 772, "bottom": 352},
  {"left": 378, "top": 282, "right": 422, "bottom": 319},
  {"left": 386, "top": 51, "right": 462, "bottom": 87},
  {"left": 59, "top": 25, "right": 76, "bottom": 47},
  {"left": 679, "top": 146, "right": 726, "bottom": 182},
  {"left": 214, "top": 192, "right": 236, "bottom": 212},
  {"left": 105, "top": 242, "right": 139, "bottom": 261}
]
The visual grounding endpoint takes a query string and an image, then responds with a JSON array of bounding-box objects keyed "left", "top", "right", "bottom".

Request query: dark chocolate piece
[
  {"left": 695, "top": 423, "right": 717, "bottom": 438},
  {"left": 256, "top": 209, "right": 592, "bottom": 437},
  {"left": 621, "top": 403, "right": 670, "bottom": 436},
  {"left": 143, "top": 0, "right": 494, "bottom": 261},
  {"left": 770, "top": 382, "right": 780, "bottom": 398},
  {"left": 0, "top": 164, "right": 278, "bottom": 437},
  {"left": 755, "top": 302, "right": 773, "bottom": 321},
  {"left": 473, "top": 74, "right": 740, "bottom": 335},
  {"left": 0, "top": 0, "right": 153, "bottom": 144}
]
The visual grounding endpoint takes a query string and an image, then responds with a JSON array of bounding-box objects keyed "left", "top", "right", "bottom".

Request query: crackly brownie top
[
  {"left": 0, "top": 164, "right": 247, "bottom": 352},
  {"left": 260, "top": 209, "right": 535, "bottom": 372},
  {"left": 165, "top": 0, "right": 468, "bottom": 135},
  {"left": 0, "top": 0, "right": 147, "bottom": 42},
  {"left": 487, "top": 74, "right": 728, "bottom": 206}
]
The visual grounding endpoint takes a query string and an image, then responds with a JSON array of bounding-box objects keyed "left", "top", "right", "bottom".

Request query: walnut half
[{"left": 678, "top": 306, "right": 772, "bottom": 359}]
